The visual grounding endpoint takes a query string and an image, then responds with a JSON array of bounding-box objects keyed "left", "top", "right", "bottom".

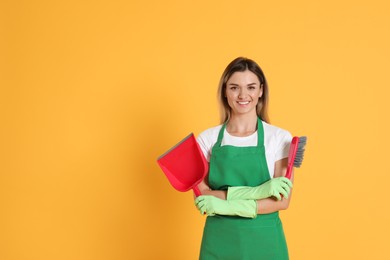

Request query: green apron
[{"left": 199, "top": 118, "right": 289, "bottom": 260}]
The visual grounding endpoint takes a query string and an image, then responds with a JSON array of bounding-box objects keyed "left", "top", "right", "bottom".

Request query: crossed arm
[{"left": 195, "top": 158, "right": 293, "bottom": 214}]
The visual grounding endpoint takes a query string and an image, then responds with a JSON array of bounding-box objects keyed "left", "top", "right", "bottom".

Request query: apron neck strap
[{"left": 215, "top": 118, "right": 264, "bottom": 147}]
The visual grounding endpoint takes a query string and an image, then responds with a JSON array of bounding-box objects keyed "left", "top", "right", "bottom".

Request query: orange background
[{"left": 1, "top": 0, "right": 390, "bottom": 259}]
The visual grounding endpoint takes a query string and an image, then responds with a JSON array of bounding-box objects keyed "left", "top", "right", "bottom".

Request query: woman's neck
[{"left": 226, "top": 114, "right": 258, "bottom": 137}]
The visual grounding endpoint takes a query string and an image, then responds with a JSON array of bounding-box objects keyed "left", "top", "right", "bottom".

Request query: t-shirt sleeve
[
  {"left": 275, "top": 129, "right": 293, "bottom": 161},
  {"left": 196, "top": 131, "right": 212, "bottom": 162},
  {"left": 196, "top": 125, "right": 221, "bottom": 162}
]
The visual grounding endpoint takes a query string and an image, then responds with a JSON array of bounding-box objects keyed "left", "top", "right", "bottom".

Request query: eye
[{"left": 230, "top": 86, "right": 237, "bottom": 90}]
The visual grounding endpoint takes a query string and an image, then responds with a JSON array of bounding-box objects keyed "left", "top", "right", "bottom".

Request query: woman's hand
[
  {"left": 227, "top": 177, "right": 293, "bottom": 201},
  {"left": 195, "top": 195, "right": 257, "bottom": 218},
  {"left": 255, "top": 157, "right": 293, "bottom": 214}
]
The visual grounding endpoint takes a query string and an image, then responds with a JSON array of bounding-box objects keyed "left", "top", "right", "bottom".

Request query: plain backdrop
[{"left": 1, "top": 0, "right": 390, "bottom": 259}]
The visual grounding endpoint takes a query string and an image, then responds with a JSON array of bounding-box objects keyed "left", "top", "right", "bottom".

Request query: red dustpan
[{"left": 157, "top": 133, "right": 208, "bottom": 197}]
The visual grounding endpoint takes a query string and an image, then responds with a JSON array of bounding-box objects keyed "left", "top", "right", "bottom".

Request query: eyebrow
[{"left": 227, "top": 83, "right": 258, "bottom": 86}]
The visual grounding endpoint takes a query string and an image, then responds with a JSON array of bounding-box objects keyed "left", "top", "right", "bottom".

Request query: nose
[{"left": 238, "top": 88, "right": 247, "bottom": 99}]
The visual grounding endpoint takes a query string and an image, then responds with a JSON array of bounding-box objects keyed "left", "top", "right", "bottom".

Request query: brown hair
[{"left": 217, "top": 57, "right": 270, "bottom": 123}]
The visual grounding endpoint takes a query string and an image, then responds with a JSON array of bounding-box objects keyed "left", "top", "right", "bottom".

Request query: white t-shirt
[{"left": 197, "top": 121, "right": 292, "bottom": 178}]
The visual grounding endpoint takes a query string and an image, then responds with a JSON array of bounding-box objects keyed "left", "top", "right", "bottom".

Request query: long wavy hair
[{"left": 217, "top": 57, "right": 270, "bottom": 124}]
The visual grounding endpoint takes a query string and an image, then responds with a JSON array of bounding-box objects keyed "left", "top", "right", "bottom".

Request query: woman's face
[{"left": 225, "top": 70, "right": 263, "bottom": 117}]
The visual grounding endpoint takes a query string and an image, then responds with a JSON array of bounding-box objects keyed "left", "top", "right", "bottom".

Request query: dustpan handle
[{"left": 193, "top": 186, "right": 202, "bottom": 197}]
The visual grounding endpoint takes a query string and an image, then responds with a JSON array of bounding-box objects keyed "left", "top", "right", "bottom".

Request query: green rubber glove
[
  {"left": 195, "top": 195, "right": 257, "bottom": 218},
  {"left": 227, "top": 177, "right": 293, "bottom": 201}
]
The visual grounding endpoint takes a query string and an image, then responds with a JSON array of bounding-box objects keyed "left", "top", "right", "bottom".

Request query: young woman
[{"left": 195, "top": 57, "right": 294, "bottom": 259}]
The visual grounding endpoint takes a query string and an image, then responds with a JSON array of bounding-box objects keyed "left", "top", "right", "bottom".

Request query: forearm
[
  {"left": 196, "top": 178, "right": 227, "bottom": 200},
  {"left": 197, "top": 186, "right": 227, "bottom": 200},
  {"left": 255, "top": 158, "right": 293, "bottom": 214},
  {"left": 256, "top": 193, "right": 291, "bottom": 214},
  {"left": 196, "top": 158, "right": 293, "bottom": 203},
  {"left": 256, "top": 175, "right": 293, "bottom": 214}
]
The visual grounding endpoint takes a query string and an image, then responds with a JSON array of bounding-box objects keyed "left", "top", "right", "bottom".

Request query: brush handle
[
  {"left": 285, "top": 165, "right": 294, "bottom": 180},
  {"left": 285, "top": 137, "right": 299, "bottom": 180}
]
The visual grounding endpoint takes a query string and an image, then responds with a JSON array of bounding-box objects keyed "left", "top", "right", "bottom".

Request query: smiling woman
[
  {"left": 218, "top": 57, "right": 270, "bottom": 124},
  {"left": 194, "top": 57, "right": 294, "bottom": 259},
  {"left": 225, "top": 70, "right": 263, "bottom": 132}
]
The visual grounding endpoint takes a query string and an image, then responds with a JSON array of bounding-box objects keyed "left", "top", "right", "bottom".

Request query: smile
[{"left": 237, "top": 101, "right": 250, "bottom": 105}]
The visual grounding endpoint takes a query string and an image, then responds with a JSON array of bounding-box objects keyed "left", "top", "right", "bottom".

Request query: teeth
[{"left": 238, "top": 101, "right": 249, "bottom": 105}]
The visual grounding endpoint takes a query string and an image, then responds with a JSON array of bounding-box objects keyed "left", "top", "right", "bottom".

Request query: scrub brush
[{"left": 285, "top": 136, "right": 307, "bottom": 180}]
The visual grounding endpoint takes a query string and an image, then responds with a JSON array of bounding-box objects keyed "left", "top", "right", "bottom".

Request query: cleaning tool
[
  {"left": 157, "top": 133, "right": 208, "bottom": 197},
  {"left": 226, "top": 177, "right": 293, "bottom": 201},
  {"left": 195, "top": 195, "right": 257, "bottom": 218},
  {"left": 285, "top": 136, "right": 307, "bottom": 180}
]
